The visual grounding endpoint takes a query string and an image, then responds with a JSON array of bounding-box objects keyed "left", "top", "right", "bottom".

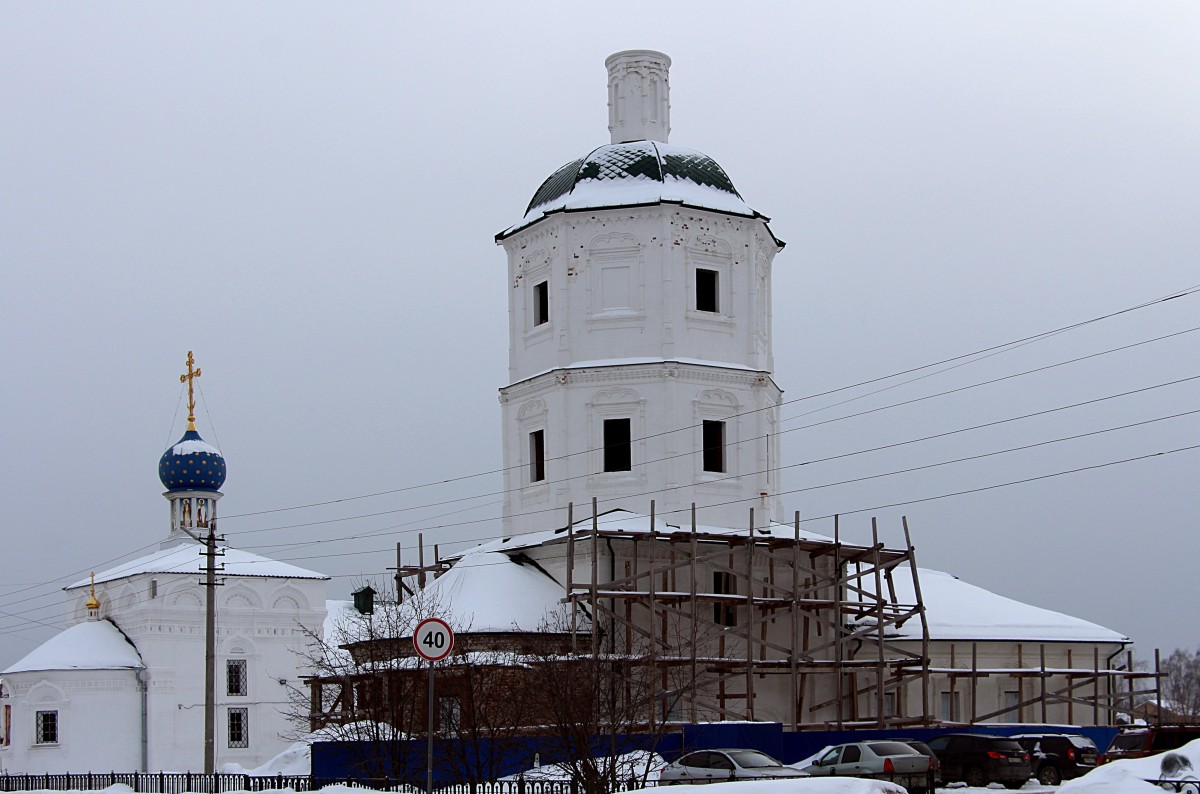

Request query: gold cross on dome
[{"left": 179, "top": 351, "right": 202, "bottom": 431}]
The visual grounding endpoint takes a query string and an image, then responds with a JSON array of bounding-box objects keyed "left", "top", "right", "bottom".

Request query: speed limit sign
[{"left": 413, "top": 617, "right": 454, "bottom": 662}]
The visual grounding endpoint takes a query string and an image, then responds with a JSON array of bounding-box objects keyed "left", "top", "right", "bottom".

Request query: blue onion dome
[{"left": 158, "top": 428, "right": 227, "bottom": 492}]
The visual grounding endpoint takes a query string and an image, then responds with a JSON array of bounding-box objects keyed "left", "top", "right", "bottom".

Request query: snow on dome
[
  {"left": 501, "top": 141, "right": 764, "bottom": 238},
  {"left": 425, "top": 550, "right": 577, "bottom": 633},
  {"left": 3, "top": 618, "right": 142, "bottom": 675},
  {"left": 69, "top": 542, "right": 327, "bottom": 589},
  {"left": 158, "top": 428, "right": 227, "bottom": 492},
  {"left": 878, "top": 568, "right": 1128, "bottom": 644}
]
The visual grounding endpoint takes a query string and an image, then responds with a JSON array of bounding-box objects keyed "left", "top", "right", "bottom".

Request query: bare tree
[
  {"left": 1161, "top": 648, "right": 1200, "bottom": 721},
  {"left": 288, "top": 583, "right": 545, "bottom": 783}
]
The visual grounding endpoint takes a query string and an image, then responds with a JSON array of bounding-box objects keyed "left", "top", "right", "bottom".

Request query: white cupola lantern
[{"left": 606, "top": 50, "right": 671, "bottom": 144}]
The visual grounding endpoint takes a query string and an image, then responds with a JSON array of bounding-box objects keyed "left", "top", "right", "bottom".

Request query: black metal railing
[
  {"left": 0, "top": 775, "right": 661, "bottom": 794},
  {"left": 0, "top": 773, "right": 316, "bottom": 793}
]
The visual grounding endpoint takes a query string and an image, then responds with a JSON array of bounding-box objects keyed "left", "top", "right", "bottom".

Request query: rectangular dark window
[
  {"left": 528, "top": 429, "right": 545, "bottom": 483},
  {"left": 702, "top": 420, "right": 725, "bottom": 473},
  {"left": 439, "top": 696, "right": 462, "bottom": 732},
  {"left": 713, "top": 571, "right": 737, "bottom": 626},
  {"left": 226, "top": 658, "right": 247, "bottom": 696},
  {"left": 603, "top": 418, "right": 631, "bottom": 472},
  {"left": 227, "top": 707, "right": 249, "bottom": 748},
  {"left": 696, "top": 268, "right": 719, "bottom": 313},
  {"left": 533, "top": 281, "right": 549, "bottom": 326},
  {"left": 35, "top": 710, "right": 58, "bottom": 744}
]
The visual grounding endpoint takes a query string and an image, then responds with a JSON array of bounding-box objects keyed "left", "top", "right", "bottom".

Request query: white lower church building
[{"left": 0, "top": 366, "right": 328, "bottom": 774}]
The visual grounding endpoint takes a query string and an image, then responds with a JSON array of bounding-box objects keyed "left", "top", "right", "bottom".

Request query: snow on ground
[
  {"left": 653, "top": 781, "right": 905, "bottom": 794},
  {"left": 1058, "top": 737, "right": 1200, "bottom": 792},
  {"left": 502, "top": 750, "right": 665, "bottom": 782}
]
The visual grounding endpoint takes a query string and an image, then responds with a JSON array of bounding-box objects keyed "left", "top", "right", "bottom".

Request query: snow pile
[
  {"left": 636, "top": 780, "right": 903, "bottom": 794},
  {"left": 503, "top": 750, "right": 665, "bottom": 782},
  {"left": 220, "top": 722, "right": 404, "bottom": 776},
  {"left": 1060, "top": 740, "right": 1200, "bottom": 792}
]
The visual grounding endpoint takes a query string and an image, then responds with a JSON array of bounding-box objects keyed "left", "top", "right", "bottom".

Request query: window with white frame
[
  {"left": 603, "top": 418, "right": 632, "bottom": 472},
  {"left": 702, "top": 420, "right": 726, "bottom": 473},
  {"left": 35, "top": 710, "right": 58, "bottom": 745},
  {"left": 227, "top": 707, "right": 249, "bottom": 748},
  {"left": 696, "top": 268, "right": 719, "bottom": 313},
  {"left": 533, "top": 281, "right": 549, "bottom": 326},
  {"left": 528, "top": 429, "right": 546, "bottom": 483},
  {"left": 1002, "top": 690, "right": 1020, "bottom": 721},
  {"left": 226, "top": 658, "right": 247, "bottom": 696},
  {"left": 713, "top": 571, "right": 737, "bottom": 626},
  {"left": 939, "top": 691, "right": 960, "bottom": 722}
]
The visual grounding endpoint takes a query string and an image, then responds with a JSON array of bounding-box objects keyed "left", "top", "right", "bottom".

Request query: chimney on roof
[{"left": 606, "top": 50, "right": 671, "bottom": 144}]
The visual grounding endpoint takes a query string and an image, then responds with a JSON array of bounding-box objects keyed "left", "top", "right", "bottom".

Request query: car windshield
[
  {"left": 1069, "top": 736, "right": 1098, "bottom": 749},
  {"left": 728, "top": 751, "right": 781, "bottom": 768},
  {"left": 869, "top": 742, "right": 920, "bottom": 756},
  {"left": 1109, "top": 733, "right": 1148, "bottom": 751},
  {"left": 991, "top": 740, "right": 1024, "bottom": 753}
]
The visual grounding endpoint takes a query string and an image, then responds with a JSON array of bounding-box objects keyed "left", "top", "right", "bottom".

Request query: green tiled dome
[{"left": 526, "top": 141, "right": 743, "bottom": 215}]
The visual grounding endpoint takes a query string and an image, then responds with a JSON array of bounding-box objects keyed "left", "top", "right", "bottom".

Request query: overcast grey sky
[{"left": 2, "top": 2, "right": 1197, "bottom": 671}]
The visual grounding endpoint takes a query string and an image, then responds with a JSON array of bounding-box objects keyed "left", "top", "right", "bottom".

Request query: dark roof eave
[{"left": 496, "top": 200, "right": 784, "bottom": 248}]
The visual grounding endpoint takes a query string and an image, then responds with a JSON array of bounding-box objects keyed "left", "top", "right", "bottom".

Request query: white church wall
[
  {"left": 51, "top": 571, "right": 327, "bottom": 772},
  {"left": 502, "top": 207, "right": 779, "bottom": 385},
  {"left": 0, "top": 672, "right": 142, "bottom": 774}
]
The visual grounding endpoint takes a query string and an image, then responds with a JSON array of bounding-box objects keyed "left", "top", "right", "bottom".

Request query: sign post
[{"left": 414, "top": 617, "right": 454, "bottom": 794}]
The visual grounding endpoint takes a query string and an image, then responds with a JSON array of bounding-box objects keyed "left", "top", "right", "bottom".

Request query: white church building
[
  {"left": 312, "top": 50, "right": 1142, "bottom": 734},
  {"left": 0, "top": 360, "right": 328, "bottom": 773}
]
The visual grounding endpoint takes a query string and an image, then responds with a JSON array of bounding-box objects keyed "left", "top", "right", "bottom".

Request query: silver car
[
  {"left": 660, "top": 749, "right": 809, "bottom": 784},
  {"left": 801, "top": 741, "right": 933, "bottom": 792}
]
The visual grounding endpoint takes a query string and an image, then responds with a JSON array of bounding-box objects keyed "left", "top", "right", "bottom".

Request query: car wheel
[
  {"left": 964, "top": 766, "right": 988, "bottom": 787},
  {"left": 1038, "top": 765, "right": 1062, "bottom": 786}
]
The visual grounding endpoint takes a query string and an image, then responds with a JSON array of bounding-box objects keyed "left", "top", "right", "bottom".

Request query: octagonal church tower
[{"left": 496, "top": 51, "right": 785, "bottom": 535}]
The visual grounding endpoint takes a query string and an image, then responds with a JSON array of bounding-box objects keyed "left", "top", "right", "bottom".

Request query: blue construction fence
[{"left": 313, "top": 722, "right": 1121, "bottom": 782}]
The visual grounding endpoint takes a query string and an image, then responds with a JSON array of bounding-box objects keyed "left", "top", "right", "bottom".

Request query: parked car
[
  {"left": 659, "top": 749, "right": 809, "bottom": 784},
  {"left": 1010, "top": 733, "right": 1100, "bottom": 785},
  {"left": 1104, "top": 725, "right": 1200, "bottom": 763},
  {"left": 800, "top": 740, "right": 935, "bottom": 792},
  {"left": 895, "top": 738, "right": 943, "bottom": 788},
  {"left": 925, "top": 733, "right": 1032, "bottom": 789}
]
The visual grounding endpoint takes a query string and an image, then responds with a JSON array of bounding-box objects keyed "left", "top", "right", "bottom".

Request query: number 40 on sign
[{"left": 413, "top": 617, "right": 454, "bottom": 662}]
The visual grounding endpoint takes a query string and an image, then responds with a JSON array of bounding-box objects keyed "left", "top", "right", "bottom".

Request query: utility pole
[
  {"left": 176, "top": 351, "right": 222, "bottom": 773},
  {"left": 202, "top": 523, "right": 218, "bottom": 773}
]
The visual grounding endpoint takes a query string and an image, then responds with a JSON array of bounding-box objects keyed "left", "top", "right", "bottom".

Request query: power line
[
  {"left": 224, "top": 372, "right": 1200, "bottom": 541},
  {"left": 214, "top": 284, "right": 1200, "bottom": 522},
  {"left": 2, "top": 437, "right": 1196, "bottom": 641}
]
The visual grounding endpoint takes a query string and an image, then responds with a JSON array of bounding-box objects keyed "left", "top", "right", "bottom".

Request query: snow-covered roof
[
  {"left": 423, "top": 550, "right": 576, "bottom": 632},
  {"left": 884, "top": 568, "right": 1128, "bottom": 644},
  {"left": 3, "top": 618, "right": 143, "bottom": 675},
  {"left": 68, "top": 541, "right": 328, "bottom": 590},
  {"left": 450, "top": 509, "right": 835, "bottom": 560},
  {"left": 500, "top": 141, "right": 771, "bottom": 239}
]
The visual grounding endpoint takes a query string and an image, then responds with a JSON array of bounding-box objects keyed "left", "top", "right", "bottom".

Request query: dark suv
[
  {"left": 1011, "top": 733, "right": 1100, "bottom": 785},
  {"left": 1104, "top": 725, "right": 1200, "bottom": 762},
  {"left": 925, "top": 733, "right": 1032, "bottom": 789}
]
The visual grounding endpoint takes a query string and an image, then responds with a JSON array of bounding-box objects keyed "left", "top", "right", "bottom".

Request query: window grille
[
  {"left": 35, "top": 710, "right": 58, "bottom": 744},
  {"left": 227, "top": 707, "right": 249, "bottom": 748},
  {"left": 226, "top": 658, "right": 247, "bottom": 696}
]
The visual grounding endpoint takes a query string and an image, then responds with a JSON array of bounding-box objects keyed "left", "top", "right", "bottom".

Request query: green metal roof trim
[{"left": 525, "top": 141, "right": 742, "bottom": 215}]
